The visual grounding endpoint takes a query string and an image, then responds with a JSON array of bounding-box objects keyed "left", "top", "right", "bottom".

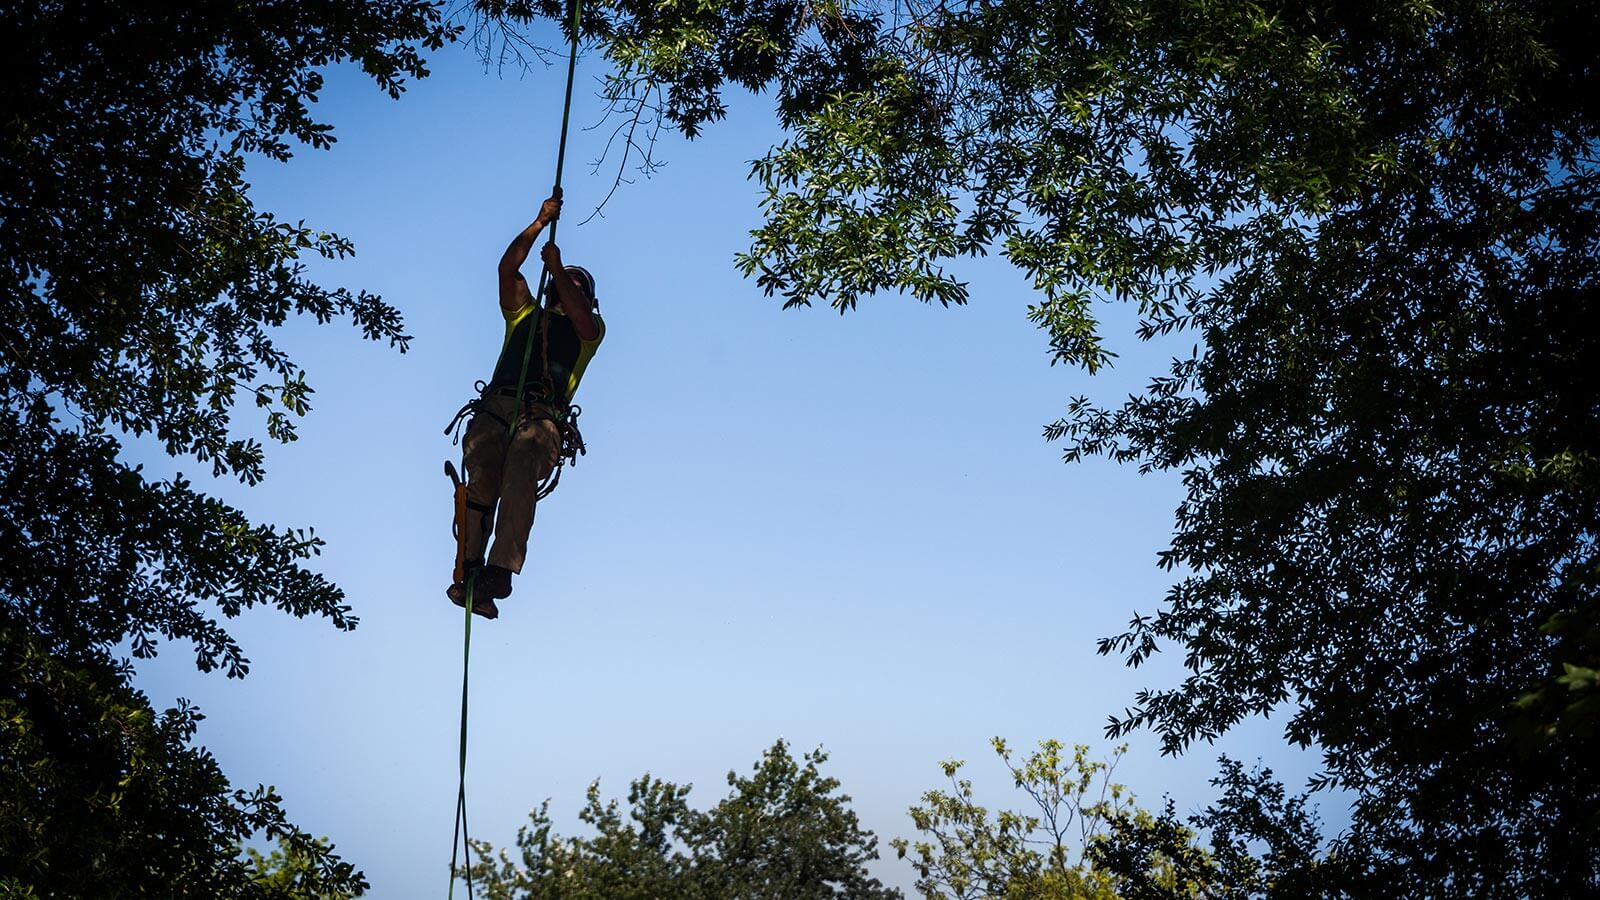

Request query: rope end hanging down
[{"left": 448, "top": 572, "right": 476, "bottom": 900}]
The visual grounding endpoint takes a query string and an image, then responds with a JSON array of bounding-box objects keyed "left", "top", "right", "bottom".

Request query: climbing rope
[{"left": 448, "top": 1, "right": 584, "bottom": 896}]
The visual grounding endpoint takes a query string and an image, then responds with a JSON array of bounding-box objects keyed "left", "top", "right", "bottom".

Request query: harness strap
[
  {"left": 443, "top": 401, "right": 479, "bottom": 444},
  {"left": 444, "top": 382, "right": 503, "bottom": 444},
  {"left": 443, "top": 389, "right": 569, "bottom": 445}
]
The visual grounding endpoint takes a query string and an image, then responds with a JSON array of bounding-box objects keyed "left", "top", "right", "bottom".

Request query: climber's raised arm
[{"left": 497, "top": 191, "right": 562, "bottom": 312}]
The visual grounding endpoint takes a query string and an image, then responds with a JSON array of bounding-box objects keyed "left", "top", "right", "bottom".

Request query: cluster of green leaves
[
  {"left": 1045, "top": 5, "right": 1600, "bottom": 891},
  {"left": 480, "top": 0, "right": 1600, "bottom": 894},
  {"left": 893, "top": 740, "right": 1132, "bottom": 899},
  {"left": 460, "top": 740, "right": 899, "bottom": 899},
  {"left": 0, "top": 399, "right": 354, "bottom": 680},
  {"left": 0, "top": 0, "right": 456, "bottom": 894},
  {"left": 895, "top": 739, "right": 1330, "bottom": 900},
  {"left": 245, "top": 836, "right": 365, "bottom": 900},
  {"left": 1508, "top": 582, "right": 1600, "bottom": 756},
  {"left": 1088, "top": 758, "right": 1327, "bottom": 900},
  {"left": 0, "top": 625, "right": 363, "bottom": 896}
]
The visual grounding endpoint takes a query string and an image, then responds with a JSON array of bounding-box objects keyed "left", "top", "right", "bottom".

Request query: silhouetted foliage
[
  {"left": 1089, "top": 759, "right": 1330, "bottom": 900},
  {"left": 0, "top": 0, "right": 455, "bottom": 894},
  {"left": 461, "top": 740, "right": 900, "bottom": 899}
]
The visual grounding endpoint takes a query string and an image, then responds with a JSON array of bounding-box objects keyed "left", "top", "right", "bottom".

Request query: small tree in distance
[
  {"left": 462, "top": 739, "right": 900, "bottom": 899},
  {"left": 897, "top": 739, "right": 1329, "bottom": 900},
  {"left": 895, "top": 740, "right": 1135, "bottom": 900}
]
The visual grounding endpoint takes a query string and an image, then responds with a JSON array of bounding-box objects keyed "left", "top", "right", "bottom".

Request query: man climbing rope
[{"left": 446, "top": 189, "right": 604, "bottom": 618}]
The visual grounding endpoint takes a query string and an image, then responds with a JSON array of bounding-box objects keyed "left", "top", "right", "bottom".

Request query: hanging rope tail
[{"left": 448, "top": 1, "right": 584, "bottom": 897}]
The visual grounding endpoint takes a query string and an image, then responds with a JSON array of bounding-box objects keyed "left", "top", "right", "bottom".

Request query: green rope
[
  {"left": 513, "top": 0, "right": 585, "bottom": 399},
  {"left": 449, "top": 1, "right": 584, "bottom": 897},
  {"left": 448, "top": 578, "right": 475, "bottom": 899}
]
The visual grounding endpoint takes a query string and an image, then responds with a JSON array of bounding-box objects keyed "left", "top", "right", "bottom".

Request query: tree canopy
[
  {"left": 0, "top": 0, "right": 454, "bottom": 894},
  {"left": 476, "top": 0, "right": 1600, "bottom": 894},
  {"left": 462, "top": 740, "right": 900, "bottom": 899},
  {"left": 463, "top": 737, "right": 1311, "bottom": 900},
  {"left": 5, "top": 0, "right": 1596, "bottom": 894}
]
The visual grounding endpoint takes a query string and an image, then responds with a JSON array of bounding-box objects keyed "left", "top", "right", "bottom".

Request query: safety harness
[{"left": 443, "top": 379, "right": 587, "bottom": 502}]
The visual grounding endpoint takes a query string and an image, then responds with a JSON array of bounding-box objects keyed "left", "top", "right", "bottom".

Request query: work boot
[
  {"left": 477, "top": 565, "right": 513, "bottom": 600},
  {"left": 447, "top": 562, "right": 499, "bottom": 619},
  {"left": 447, "top": 580, "right": 499, "bottom": 619}
]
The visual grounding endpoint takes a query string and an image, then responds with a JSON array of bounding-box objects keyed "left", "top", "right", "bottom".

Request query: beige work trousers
[{"left": 461, "top": 393, "right": 562, "bottom": 573}]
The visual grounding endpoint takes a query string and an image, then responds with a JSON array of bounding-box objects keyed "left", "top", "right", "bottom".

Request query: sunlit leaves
[{"left": 892, "top": 740, "right": 1132, "bottom": 900}]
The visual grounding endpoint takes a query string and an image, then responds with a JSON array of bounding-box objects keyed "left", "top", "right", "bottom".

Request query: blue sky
[{"left": 131, "top": 25, "right": 1328, "bottom": 897}]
